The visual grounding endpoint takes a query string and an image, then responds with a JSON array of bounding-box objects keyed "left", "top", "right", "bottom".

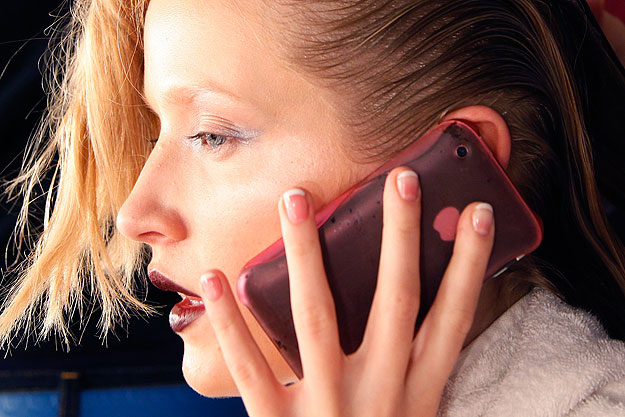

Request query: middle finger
[{"left": 358, "top": 167, "right": 422, "bottom": 387}]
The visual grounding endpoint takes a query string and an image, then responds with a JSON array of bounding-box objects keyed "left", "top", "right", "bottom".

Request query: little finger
[{"left": 405, "top": 202, "right": 495, "bottom": 411}]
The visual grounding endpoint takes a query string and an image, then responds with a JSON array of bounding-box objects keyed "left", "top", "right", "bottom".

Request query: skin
[{"left": 116, "top": 0, "right": 522, "bottom": 410}]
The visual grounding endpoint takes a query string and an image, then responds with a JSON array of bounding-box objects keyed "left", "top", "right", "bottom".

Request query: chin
[
  {"left": 177, "top": 311, "right": 298, "bottom": 397},
  {"left": 181, "top": 339, "right": 298, "bottom": 397},
  {"left": 181, "top": 341, "right": 241, "bottom": 397}
]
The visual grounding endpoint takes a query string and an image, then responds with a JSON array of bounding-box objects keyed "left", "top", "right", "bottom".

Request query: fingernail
[
  {"left": 283, "top": 188, "right": 309, "bottom": 224},
  {"left": 472, "top": 203, "right": 494, "bottom": 236},
  {"left": 200, "top": 272, "right": 223, "bottom": 302},
  {"left": 397, "top": 170, "right": 420, "bottom": 201}
]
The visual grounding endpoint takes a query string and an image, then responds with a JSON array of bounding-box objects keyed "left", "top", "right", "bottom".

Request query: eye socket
[{"left": 455, "top": 145, "right": 469, "bottom": 159}]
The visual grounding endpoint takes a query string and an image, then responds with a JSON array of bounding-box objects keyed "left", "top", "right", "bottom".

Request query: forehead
[{"left": 142, "top": 0, "right": 299, "bottom": 111}]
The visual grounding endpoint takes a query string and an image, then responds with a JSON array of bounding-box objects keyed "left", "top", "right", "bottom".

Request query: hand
[{"left": 198, "top": 167, "right": 495, "bottom": 416}]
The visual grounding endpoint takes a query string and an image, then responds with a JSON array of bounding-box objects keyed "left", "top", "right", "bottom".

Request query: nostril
[
  {"left": 117, "top": 213, "right": 174, "bottom": 244},
  {"left": 137, "top": 231, "right": 173, "bottom": 245}
]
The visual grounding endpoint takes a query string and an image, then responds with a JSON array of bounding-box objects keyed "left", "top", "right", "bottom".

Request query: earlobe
[{"left": 440, "top": 105, "right": 512, "bottom": 169}]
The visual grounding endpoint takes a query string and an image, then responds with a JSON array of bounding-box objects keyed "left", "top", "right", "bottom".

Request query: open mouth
[
  {"left": 169, "top": 294, "right": 205, "bottom": 332},
  {"left": 148, "top": 269, "right": 205, "bottom": 332}
]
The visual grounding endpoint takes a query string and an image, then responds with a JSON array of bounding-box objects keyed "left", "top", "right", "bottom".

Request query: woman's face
[{"left": 116, "top": 0, "right": 379, "bottom": 396}]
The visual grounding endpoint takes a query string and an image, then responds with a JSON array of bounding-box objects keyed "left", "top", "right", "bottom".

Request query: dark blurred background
[{"left": 0, "top": 2, "right": 247, "bottom": 416}]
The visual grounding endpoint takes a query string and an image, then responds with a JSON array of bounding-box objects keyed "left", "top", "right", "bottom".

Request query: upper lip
[{"left": 148, "top": 269, "right": 200, "bottom": 298}]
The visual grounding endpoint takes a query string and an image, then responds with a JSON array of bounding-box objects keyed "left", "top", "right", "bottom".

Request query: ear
[{"left": 440, "top": 105, "right": 511, "bottom": 169}]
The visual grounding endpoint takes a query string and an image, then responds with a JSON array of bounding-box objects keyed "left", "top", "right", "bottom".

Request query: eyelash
[
  {"left": 147, "top": 132, "right": 234, "bottom": 151},
  {"left": 188, "top": 132, "right": 232, "bottom": 150}
]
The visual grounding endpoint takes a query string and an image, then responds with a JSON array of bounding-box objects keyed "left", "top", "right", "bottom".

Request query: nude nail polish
[
  {"left": 397, "top": 170, "right": 420, "bottom": 201},
  {"left": 473, "top": 203, "right": 494, "bottom": 236},
  {"left": 201, "top": 272, "right": 223, "bottom": 301},
  {"left": 283, "top": 189, "right": 309, "bottom": 224}
]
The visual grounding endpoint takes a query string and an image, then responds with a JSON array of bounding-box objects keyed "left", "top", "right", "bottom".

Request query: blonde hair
[
  {"left": 2, "top": 0, "right": 625, "bottom": 346},
  {"left": 1, "top": 0, "right": 157, "bottom": 347}
]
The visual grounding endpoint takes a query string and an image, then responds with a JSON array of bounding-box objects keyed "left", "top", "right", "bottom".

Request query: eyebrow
[{"left": 142, "top": 83, "right": 245, "bottom": 114}]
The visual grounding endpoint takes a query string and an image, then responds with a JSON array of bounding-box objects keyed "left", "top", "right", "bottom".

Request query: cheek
[
  {"left": 183, "top": 147, "right": 337, "bottom": 279},
  {"left": 190, "top": 190, "right": 282, "bottom": 277},
  {"left": 175, "top": 139, "right": 373, "bottom": 394}
]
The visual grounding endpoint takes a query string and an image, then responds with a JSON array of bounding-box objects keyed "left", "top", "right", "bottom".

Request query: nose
[{"left": 116, "top": 141, "right": 188, "bottom": 246}]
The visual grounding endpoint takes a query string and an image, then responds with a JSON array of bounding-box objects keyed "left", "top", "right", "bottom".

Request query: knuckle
[
  {"left": 212, "top": 315, "right": 238, "bottom": 337},
  {"left": 451, "top": 223, "right": 485, "bottom": 257},
  {"left": 390, "top": 217, "right": 420, "bottom": 241},
  {"left": 295, "top": 302, "right": 335, "bottom": 338},
  {"left": 455, "top": 216, "right": 473, "bottom": 236},
  {"left": 397, "top": 221, "right": 420, "bottom": 238},
  {"left": 229, "top": 357, "right": 259, "bottom": 385},
  {"left": 450, "top": 245, "right": 487, "bottom": 277},
  {"left": 286, "top": 238, "right": 314, "bottom": 259},
  {"left": 450, "top": 241, "right": 480, "bottom": 266},
  {"left": 388, "top": 291, "right": 420, "bottom": 324}
]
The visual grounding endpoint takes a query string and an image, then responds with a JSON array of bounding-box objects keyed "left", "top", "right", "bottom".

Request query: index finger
[{"left": 198, "top": 270, "right": 284, "bottom": 416}]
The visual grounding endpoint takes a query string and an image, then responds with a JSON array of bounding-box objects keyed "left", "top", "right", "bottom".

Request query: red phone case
[{"left": 237, "top": 121, "right": 543, "bottom": 379}]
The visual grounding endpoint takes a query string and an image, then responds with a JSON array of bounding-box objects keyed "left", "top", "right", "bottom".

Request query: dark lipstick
[{"left": 148, "top": 270, "right": 205, "bottom": 332}]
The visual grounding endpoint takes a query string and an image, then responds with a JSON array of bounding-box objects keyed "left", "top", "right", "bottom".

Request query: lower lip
[{"left": 169, "top": 297, "right": 205, "bottom": 332}]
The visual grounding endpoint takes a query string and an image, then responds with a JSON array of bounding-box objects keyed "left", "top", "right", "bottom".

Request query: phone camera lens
[{"left": 456, "top": 145, "right": 468, "bottom": 159}]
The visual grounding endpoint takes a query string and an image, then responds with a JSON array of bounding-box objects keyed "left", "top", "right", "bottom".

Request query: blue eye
[
  {"left": 146, "top": 133, "right": 233, "bottom": 150},
  {"left": 189, "top": 132, "right": 231, "bottom": 150}
]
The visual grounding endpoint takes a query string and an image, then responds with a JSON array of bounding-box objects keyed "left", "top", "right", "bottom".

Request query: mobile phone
[{"left": 237, "top": 120, "right": 543, "bottom": 379}]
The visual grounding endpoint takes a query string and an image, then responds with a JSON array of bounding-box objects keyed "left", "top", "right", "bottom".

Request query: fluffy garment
[{"left": 438, "top": 288, "right": 625, "bottom": 416}]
